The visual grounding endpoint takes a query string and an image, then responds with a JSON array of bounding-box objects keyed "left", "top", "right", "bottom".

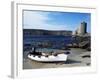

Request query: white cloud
[{"left": 23, "top": 11, "right": 69, "bottom": 30}]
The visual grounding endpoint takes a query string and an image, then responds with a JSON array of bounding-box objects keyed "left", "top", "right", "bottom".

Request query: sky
[{"left": 23, "top": 10, "right": 91, "bottom": 32}]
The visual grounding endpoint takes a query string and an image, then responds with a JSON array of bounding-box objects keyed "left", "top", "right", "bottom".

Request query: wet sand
[{"left": 23, "top": 48, "right": 91, "bottom": 69}]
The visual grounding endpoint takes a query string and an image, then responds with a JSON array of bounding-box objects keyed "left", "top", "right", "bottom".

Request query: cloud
[{"left": 23, "top": 11, "right": 69, "bottom": 30}]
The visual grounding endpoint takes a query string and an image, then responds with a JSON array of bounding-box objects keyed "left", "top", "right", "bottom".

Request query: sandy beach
[{"left": 23, "top": 48, "right": 91, "bottom": 69}]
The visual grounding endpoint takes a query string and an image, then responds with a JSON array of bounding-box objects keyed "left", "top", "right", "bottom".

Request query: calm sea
[
  {"left": 23, "top": 35, "right": 76, "bottom": 52},
  {"left": 23, "top": 35, "right": 73, "bottom": 44}
]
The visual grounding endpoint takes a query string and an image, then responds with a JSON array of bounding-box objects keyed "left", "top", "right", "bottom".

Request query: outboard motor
[
  {"left": 32, "top": 47, "right": 36, "bottom": 53},
  {"left": 29, "top": 47, "right": 36, "bottom": 55},
  {"left": 31, "top": 47, "right": 42, "bottom": 55}
]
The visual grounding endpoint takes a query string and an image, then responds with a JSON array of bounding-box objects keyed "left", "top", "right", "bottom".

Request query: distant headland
[{"left": 23, "top": 29, "right": 72, "bottom": 36}]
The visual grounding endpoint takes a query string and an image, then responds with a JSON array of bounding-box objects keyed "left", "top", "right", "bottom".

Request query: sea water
[{"left": 23, "top": 35, "right": 73, "bottom": 58}]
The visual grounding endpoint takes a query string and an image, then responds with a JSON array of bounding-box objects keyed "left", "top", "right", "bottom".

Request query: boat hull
[{"left": 28, "top": 54, "right": 68, "bottom": 62}]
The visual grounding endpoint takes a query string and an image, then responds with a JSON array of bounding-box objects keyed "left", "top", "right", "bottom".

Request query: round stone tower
[{"left": 78, "top": 22, "right": 87, "bottom": 35}]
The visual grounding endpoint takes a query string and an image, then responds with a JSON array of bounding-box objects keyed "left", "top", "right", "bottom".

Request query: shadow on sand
[{"left": 41, "top": 59, "right": 81, "bottom": 64}]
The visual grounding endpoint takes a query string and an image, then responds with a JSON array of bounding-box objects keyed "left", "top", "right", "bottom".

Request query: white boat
[{"left": 28, "top": 53, "right": 68, "bottom": 62}]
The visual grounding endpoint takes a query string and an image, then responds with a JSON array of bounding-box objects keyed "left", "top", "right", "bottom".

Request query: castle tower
[{"left": 78, "top": 22, "right": 87, "bottom": 35}]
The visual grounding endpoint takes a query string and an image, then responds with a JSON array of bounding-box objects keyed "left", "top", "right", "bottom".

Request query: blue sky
[{"left": 23, "top": 10, "right": 91, "bottom": 32}]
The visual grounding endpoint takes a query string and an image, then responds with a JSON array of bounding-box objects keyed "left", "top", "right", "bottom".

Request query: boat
[
  {"left": 27, "top": 47, "right": 68, "bottom": 62},
  {"left": 28, "top": 53, "right": 68, "bottom": 62}
]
